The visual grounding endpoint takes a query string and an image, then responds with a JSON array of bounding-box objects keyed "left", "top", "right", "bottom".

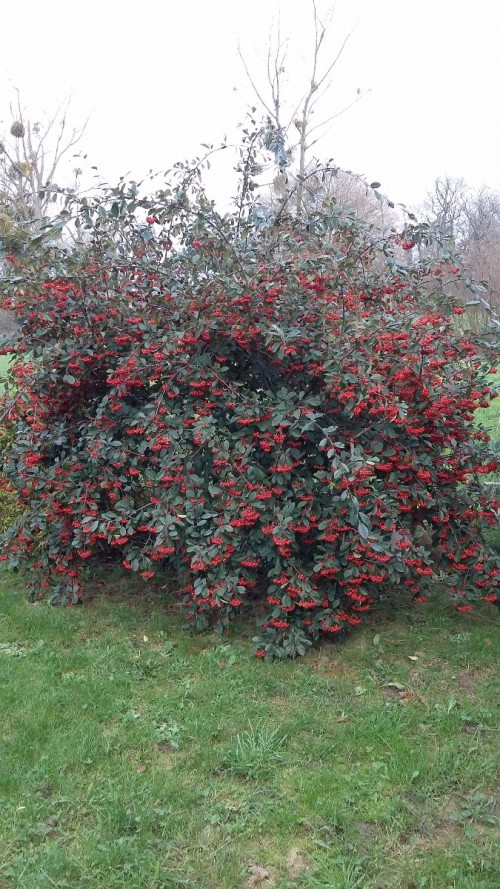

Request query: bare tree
[
  {"left": 0, "top": 92, "right": 86, "bottom": 250},
  {"left": 240, "top": 1, "right": 366, "bottom": 215},
  {"left": 426, "top": 178, "right": 500, "bottom": 280},
  {"left": 282, "top": 161, "right": 396, "bottom": 225},
  {"left": 424, "top": 176, "right": 469, "bottom": 242},
  {"left": 462, "top": 188, "right": 500, "bottom": 248},
  {"left": 425, "top": 177, "right": 500, "bottom": 334},
  {"left": 461, "top": 188, "right": 500, "bottom": 317}
]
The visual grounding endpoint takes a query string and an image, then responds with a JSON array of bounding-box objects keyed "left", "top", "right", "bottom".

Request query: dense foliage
[{"left": 1, "top": 137, "right": 498, "bottom": 656}]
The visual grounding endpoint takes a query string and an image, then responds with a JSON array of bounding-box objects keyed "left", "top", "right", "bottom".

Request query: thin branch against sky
[{"left": 0, "top": 0, "right": 499, "bottom": 209}]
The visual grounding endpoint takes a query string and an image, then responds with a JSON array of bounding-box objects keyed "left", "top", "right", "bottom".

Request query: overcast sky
[{"left": 1, "top": 0, "right": 498, "bottom": 212}]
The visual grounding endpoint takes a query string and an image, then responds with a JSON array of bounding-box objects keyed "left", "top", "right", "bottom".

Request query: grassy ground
[
  {"left": 475, "top": 370, "right": 500, "bottom": 451},
  {"left": 475, "top": 370, "right": 500, "bottom": 551},
  {"left": 0, "top": 570, "right": 498, "bottom": 889},
  {"left": 0, "top": 362, "right": 498, "bottom": 888},
  {"left": 0, "top": 352, "right": 12, "bottom": 382}
]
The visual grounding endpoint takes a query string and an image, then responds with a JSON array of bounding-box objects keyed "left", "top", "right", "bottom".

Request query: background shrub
[
  {"left": 0, "top": 426, "right": 21, "bottom": 534},
  {"left": 0, "top": 486, "right": 21, "bottom": 534}
]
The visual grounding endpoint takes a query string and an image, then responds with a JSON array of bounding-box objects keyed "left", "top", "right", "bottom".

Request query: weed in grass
[
  {"left": 153, "top": 718, "right": 182, "bottom": 751},
  {"left": 221, "top": 719, "right": 288, "bottom": 779}
]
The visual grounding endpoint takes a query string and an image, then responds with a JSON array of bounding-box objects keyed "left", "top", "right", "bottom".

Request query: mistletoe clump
[{"left": 1, "top": 143, "right": 499, "bottom": 657}]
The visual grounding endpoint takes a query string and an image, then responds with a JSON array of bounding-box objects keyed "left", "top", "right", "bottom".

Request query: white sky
[{"left": 1, "top": 0, "right": 499, "bottom": 212}]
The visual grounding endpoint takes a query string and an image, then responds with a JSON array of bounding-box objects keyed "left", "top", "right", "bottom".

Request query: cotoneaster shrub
[{"left": 0, "top": 137, "right": 499, "bottom": 657}]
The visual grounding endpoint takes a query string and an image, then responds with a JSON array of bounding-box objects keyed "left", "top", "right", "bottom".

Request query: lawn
[
  {"left": 0, "top": 352, "right": 12, "bottom": 381},
  {"left": 0, "top": 570, "right": 498, "bottom": 889},
  {"left": 475, "top": 370, "right": 500, "bottom": 451},
  {"left": 476, "top": 369, "right": 500, "bottom": 552},
  {"left": 476, "top": 398, "right": 500, "bottom": 447}
]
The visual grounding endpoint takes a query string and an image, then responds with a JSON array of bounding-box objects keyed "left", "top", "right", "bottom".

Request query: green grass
[
  {"left": 0, "top": 570, "right": 498, "bottom": 889},
  {"left": 475, "top": 370, "right": 500, "bottom": 450},
  {"left": 0, "top": 352, "right": 14, "bottom": 395},
  {"left": 475, "top": 369, "right": 500, "bottom": 553},
  {"left": 0, "top": 352, "right": 12, "bottom": 380}
]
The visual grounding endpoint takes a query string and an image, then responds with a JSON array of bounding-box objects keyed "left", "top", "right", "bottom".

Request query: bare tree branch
[
  {"left": 306, "top": 89, "right": 369, "bottom": 138},
  {"left": 238, "top": 0, "right": 368, "bottom": 218},
  {"left": 238, "top": 45, "right": 276, "bottom": 122},
  {"left": 0, "top": 93, "right": 87, "bottom": 247}
]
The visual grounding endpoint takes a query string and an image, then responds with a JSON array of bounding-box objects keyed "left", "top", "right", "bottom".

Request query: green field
[
  {"left": 0, "top": 352, "right": 11, "bottom": 377},
  {"left": 0, "top": 570, "right": 498, "bottom": 889},
  {"left": 0, "top": 353, "right": 13, "bottom": 396},
  {"left": 475, "top": 371, "right": 500, "bottom": 449}
]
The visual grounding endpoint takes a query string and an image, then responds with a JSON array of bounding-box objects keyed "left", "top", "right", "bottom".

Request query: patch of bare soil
[
  {"left": 356, "top": 820, "right": 381, "bottom": 848},
  {"left": 456, "top": 667, "right": 491, "bottom": 695},
  {"left": 284, "top": 848, "right": 310, "bottom": 879}
]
